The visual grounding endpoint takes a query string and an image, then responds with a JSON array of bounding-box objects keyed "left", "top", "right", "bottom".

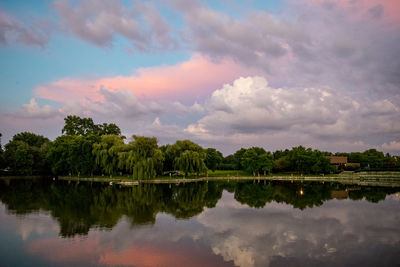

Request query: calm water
[{"left": 0, "top": 179, "right": 400, "bottom": 267}]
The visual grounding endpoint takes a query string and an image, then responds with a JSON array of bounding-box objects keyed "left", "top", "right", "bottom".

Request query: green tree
[
  {"left": 160, "top": 144, "right": 174, "bottom": 171},
  {"left": 285, "top": 146, "right": 333, "bottom": 174},
  {"left": 241, "top": 147, "right": 273, "bottom": 175},
  {"left": 205, "top": 148, "right": 223, "bottom": 172},
  {"left": 92, "top": 135, "right": 125, "bottom": 177},
  {"left": 273, "top": 155, "right": 291, "bottom": 173},
  {"left": 219, "top": 154, "right": 236, "bottom": 170},
  {"left": 95, "top": 123, "right": 121, "bottom": 136},
  {"left": 47, "top": 135, "right": 99, "bottom": 176},
  {"left": 167, "top": 140, "right": 207, "bottom": 176},
  {"left": 363, "top": 149, "right": 384, "bottom": 169},
  {"left": 62, "top": 115, "right": 96, "bottom": 136},
  {"left": 233, "top": 148, "right": 247, "bottom": 170},
  {"left": 123, "top": 136, "right": 163, "bottom": 179},
  {"left": 62, "top": 115, "right": 121, "bottom": 136},
  {"left": 4, "top": 132, "right": 50, "bottom": 175}
]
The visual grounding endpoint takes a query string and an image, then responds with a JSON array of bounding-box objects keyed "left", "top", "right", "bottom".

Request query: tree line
[{"left": 0, "top": 115, "right": 399, "bottom": 178}]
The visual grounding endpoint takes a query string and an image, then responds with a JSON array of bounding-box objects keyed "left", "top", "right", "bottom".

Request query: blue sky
[{"left": 1, "top": 0, "right": 399, "bottom": 154}]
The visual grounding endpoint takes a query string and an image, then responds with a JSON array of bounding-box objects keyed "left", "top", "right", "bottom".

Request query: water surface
[{"left": 1, "top": 179, "right": 399, "bottom": 266}]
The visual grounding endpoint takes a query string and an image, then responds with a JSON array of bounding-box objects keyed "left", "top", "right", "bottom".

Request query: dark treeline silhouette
[
  {"left": 0, "top": 115, "right": 399, "bottom": 178},
  {"left": 0, "top": 179, "right": 398, "bottom": 237}
]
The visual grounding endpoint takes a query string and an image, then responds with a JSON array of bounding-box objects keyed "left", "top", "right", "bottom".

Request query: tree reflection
[{"left": 0, "top": 179, "right": 399, "bottom": 237}]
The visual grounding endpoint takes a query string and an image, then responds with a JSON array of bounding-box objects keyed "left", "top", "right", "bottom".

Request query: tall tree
[
  {"left": 233, "top": 148, "right": 247, "bottom": 170},
  {"left": 62, "top": 115, "right": 121, "bottom": 136},
  {"left": 286, "top": 146, "right": 332, "bottom": 174},
  {"left": 4, "top": 132, "right": 50, "bottom": 175},
  {"left": 241, "top": 147, "right": 273, "bottom": 175},
  {"left": 167, "top": 140, "right": 207, "bottom": 176},
  {"left": 96, "top": 123, "right": 121, "bottom": 136},
  {"left": 92, "top": 135, "right": 125, "bottom": 177},
  {"left": 205, "top": 148, "right": 223, "bottom": 172},
  {"left": 119, "top": 136, "right": 163, "bottom": 179},
  {"left": 47, "top": 135, "right": 99, "bottom": 176}
]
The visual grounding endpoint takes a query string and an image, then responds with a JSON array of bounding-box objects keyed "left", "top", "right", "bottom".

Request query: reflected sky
[{"left": 1, "top": 181, "right": 400, "bottom": 267}]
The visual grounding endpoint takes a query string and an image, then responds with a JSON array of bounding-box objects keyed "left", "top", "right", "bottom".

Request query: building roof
[{"left": 329, "top": 156, "right": 348, "bottom": 164}]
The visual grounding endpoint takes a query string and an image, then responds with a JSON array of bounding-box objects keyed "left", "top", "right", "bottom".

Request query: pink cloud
[
  {"left": 35, "top": 54, "right": 257, "bottom": 104},
  {"left": 27, "top": 236, "right": 106, "bottom": 264},
  {"left": 100, "top": 244, "right": 223, "bottom": 267},
  {"left": 26, "top": 234, "right": 229, "bottom": 267},
  {"left": 382, "top": 141, "right": 400, "bottom": 152}
]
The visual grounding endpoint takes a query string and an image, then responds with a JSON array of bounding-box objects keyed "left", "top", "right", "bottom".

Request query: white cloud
[
  {"left": 20, "top": 98, "right": 59, "bottom": 119},
  {"left": 173, "top": 101, "right": 205, "bottom": 113},
  {"left": 185, "top": 76, "right": 400, "bottom": 153}
]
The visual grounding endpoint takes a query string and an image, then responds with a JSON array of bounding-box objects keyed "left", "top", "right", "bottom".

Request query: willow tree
[
  {"left": 167, "top": 140, "right": 207, "bottom": 177},
  {"left": 119, "top": 136, "right": 163, "bottom": 180},
  {"left": 92, "top": 135, "right": 125, "bottom": 177}
]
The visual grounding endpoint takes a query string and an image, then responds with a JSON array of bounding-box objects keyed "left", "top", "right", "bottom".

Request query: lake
[{"left": 1, "top": 178, "right": 400, "bottom": 267}]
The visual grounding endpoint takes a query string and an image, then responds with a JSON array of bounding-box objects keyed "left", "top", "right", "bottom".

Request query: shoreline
[
  {"left": 1, "top": 172, "right": 400, "bottom": 187},
  {"left": 57, "top": 172, "right": 400, "bottom": 187}
]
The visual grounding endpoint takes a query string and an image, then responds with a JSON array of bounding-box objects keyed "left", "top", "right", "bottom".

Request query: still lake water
[{"left": 0, "top": 179, "right": 400, "bottom": 267}]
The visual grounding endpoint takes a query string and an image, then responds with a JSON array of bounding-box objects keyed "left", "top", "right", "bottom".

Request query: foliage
[
  {"left": 62, "top": 115, "right": 121, "bottom": 136},
  {"left": 336, "top": 149, "right": 399, "bottom": 170},
  {"left": 125, "top": 136, "right": 163, "bottom": 179},
  {"left": 160, "top": 144, "right": 174, "bottom": 171},
  {"left": 286, "top": 146, "right": 332, "bottom": 174},
  {"left": 47, "top": 135, "right": 99, "bottom": 176},
  {"left": 205, "top": 148, "right": 223, "bottom": 172},
  {"left": 168, "top": 140, "right": 207, "bottom": 176},
  {"left": 241, "top": 147, "right": 273, "bottom": 175},
  {"left": 2, "top": 115, "right": 399, "bottom": 177},
  {"left": 219, "top": 154, "right": 236, "bottom": 170},
  {"left": 92, "top": 135, "right": 125, "bottom": 177},
  {"left": 11, "top": 132, "right": 49, "bottom": 147},
  {"left": 233, "top": 148, "right": 247, "bottom": 170},
  {"left": 175, "top": 150, "right": 207, "bottom": 176},
  {"left": 4, "top": 132, "right": 50, "bottom": 175}
]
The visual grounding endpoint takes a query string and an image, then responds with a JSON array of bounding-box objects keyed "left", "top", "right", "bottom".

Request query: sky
[{"left": 0, "top": 0, "right": 399, "bottom": 155}]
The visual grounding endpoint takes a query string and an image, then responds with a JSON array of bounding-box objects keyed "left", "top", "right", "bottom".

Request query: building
[{"left": 329, "top": 156, "right": 347, "bottom": 169}]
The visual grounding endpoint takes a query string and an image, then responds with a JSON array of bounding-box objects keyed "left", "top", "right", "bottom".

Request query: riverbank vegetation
[{"left": 1, "top": 115, "right": 399, "bottom": 178}]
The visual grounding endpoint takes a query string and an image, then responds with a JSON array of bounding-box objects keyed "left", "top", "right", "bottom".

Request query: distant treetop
[{"left": 62, "top": 115, "right": 121, "bottom": 136}]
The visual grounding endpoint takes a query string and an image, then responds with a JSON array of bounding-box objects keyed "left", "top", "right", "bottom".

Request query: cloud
[
  {"left": 186, "top": 77, "right": 400, "bottom": 152},
  {"left": 381, "top": 141, "right": 400, "bottom": 153},
  {"left": 171, "top": 0, "right": 305, "bottom": 72},
  {"left": 195, "top": 192, "right": 400, "bottom": 267},
  {"left": 19, "top": 98, "right": 59, "bottom": 119},
  {"left": 35, "top": 54, "right": 256, "bottom": 103},
  {"left": 306, "top": 0, "right": 400, "bottom": 22},
  {"left": 53, "top": 0, "right": 177, "bottom": 51},
  {"left": 0, "top": 12, "right": 50, "bottom": 47},
  {"left": 170, "top": 0, "right": 400, "bottom": 104}
]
